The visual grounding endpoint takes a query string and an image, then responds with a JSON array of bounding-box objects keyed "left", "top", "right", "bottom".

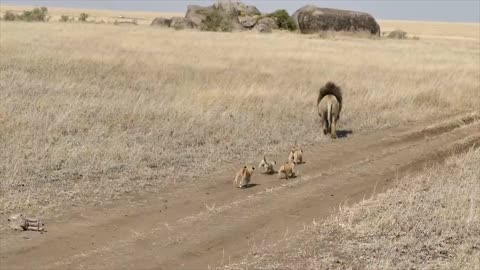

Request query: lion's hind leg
[
  {"left": 234, "top": 174, "right": 239, "bottom": 187},
  {"left": 330, "top": 117, "right": 337, "bottom": 139},
  {"left": 330, "top": 103, "right": 340, "bottom": 139},
  {"left": 321, "top": 113, "right": 329, "bottom": 135}
]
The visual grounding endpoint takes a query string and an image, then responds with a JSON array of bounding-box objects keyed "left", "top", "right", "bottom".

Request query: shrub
[
  {"left": 3, "top": 11, "right": 16, "bottom": 21},
  {"left": 60, "top": 15, "right": 69, "bottom": 22},
  {"left": 19, "top": 7, "right": 48, "bottom": 22},
  {"left": 79, "top": 13, "right": 89, "bottom": 22},
  {"left": 268, "top": 9, "right": 296, "bottom": 31},
  {"left": 201, "top": 9, "right": 232, "bottom": 32}
]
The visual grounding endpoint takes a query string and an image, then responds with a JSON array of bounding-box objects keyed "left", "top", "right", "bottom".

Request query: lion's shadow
[
  {"left": 336, "top": 129, "right": 353, "bottom": 139},
  {"left": 241, "top": 183, "right": 260, "bottom": 189}
]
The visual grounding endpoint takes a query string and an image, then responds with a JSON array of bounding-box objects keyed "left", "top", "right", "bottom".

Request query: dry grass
[
  {"left": 224, "top": 148, "right": 480, "bottom": 269},
  {"left": 0, "top": 20, "right": 479, "bottom": 216}
]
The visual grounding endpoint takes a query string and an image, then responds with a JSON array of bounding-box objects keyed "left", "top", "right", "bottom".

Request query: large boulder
[
  {"left": 170, "top": 17, "right": 196, "bottom": 30},
  {"left": 150, "top": 17, "right": 171, "bottom": 27},
  {"left": 292, "top": 5, "right": 380, "bottom": 35}
]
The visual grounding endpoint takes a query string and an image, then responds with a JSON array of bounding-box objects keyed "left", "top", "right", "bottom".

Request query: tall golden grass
[{"left": 0, "top": 20, "right": 479, "bottom": 215}]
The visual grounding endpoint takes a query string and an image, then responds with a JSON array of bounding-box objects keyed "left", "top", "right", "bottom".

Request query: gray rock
[
  {"left": 293, "top": 5, "right": 381, "bottom": 35},
  {"left": 150, "top": 17, "right": 171, "bottom": 27}
]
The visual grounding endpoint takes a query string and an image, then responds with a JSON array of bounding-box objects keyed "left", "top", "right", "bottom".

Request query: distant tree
[
  {"left": 3, "top": 11, "right": 16, "bottom": 21},
  {"left": 79, "top": 13, "right": 89, "bottom": 22},
  {"left": 16, "top": 7, "right": 48, "bottom": 22}
]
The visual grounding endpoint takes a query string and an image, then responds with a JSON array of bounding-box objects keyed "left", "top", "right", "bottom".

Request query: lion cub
[
  {"left": 288, "top": 149, "right": 303, "bottom": 164},
  {"left": 278, "top": 161, "right": 296, "bottom": 180},
  {"left": 234, "top": 165, "right": 255, "bottom": 189},
  {"left": 259, "top": 156, "right": 276, "bottom": 174}
]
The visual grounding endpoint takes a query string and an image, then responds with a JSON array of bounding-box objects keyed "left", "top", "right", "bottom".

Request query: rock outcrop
[
  {"left": 150, "top": 1, "right": 291, "bottom": 33},
  {"left": 186, "top": 4, "right": 242, "bottom": 30}
]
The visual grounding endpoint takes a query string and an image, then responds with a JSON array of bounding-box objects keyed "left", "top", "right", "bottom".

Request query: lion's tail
[{"left": 327, "top": 102, "right": 332, "bottom": 128}]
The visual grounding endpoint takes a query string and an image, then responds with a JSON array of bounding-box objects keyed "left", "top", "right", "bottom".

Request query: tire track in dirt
[{"left": 1, "top": 113, "right": 478, "bottom": 270}]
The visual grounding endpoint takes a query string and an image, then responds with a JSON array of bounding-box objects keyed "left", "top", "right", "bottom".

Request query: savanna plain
[{"left": 0, "top": 6, "right": 479, "bottom": 269}]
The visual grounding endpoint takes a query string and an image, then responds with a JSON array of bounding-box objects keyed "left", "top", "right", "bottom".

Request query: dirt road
[{"left": 1, "top": 113, "right": 479, "bottom": 270}]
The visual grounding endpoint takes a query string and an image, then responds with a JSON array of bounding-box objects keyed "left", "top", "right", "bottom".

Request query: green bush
[
  {"left": 79, "top": 13, "right": 89, "bottom": 22},
  {"left": 268, "top": 9, "right": 296, "bottom": 31},
  {"left": 60, "top": 15, "right": 69, "bottom": 22},
  {"left": 17, "top": 7, "right": 48, "bottom": 22},
  {"left": 201, "top": 9, "right": 232, "bottom": 32},
  {"left": 3, "top": 11, "right": 16, "bottom": 21}
]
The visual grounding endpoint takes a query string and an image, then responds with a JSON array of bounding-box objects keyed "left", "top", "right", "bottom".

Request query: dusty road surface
[{"left": 1, "top": 113, "right": 479, "bottom": 270}]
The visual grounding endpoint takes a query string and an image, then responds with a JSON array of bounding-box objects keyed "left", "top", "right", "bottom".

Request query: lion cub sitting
[
  {"left": 234, "top": 165, "right": 255, "bottom": 189},
  {"left": 288, "top": 149, "right": 303, "bottom": 164},
  {"left": 259, "top": 156, "right": 276, "bottom": 174},
  {"left": 278, "top": 161, "right": 296, "bottom": 180}
]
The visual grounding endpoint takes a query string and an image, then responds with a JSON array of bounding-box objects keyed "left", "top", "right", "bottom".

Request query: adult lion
[{"left": 317, "top": 82, "right": 343, "bottom": 139}]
